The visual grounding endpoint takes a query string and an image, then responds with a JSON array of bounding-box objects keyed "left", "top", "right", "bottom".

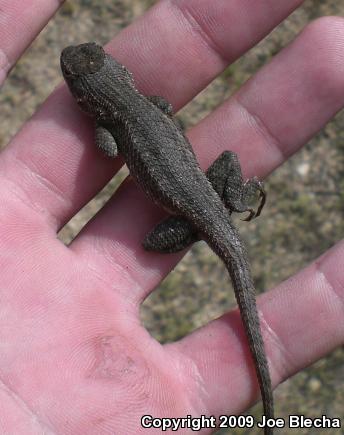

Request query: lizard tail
[{"left": 204, "top": 220, "right": 274, "bottom": 435}]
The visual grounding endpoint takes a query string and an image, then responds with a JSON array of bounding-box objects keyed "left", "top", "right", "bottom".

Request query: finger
[
  {"left": 70, "top": 17, "right": 344, "bottom": 301},
  {"left": 110, "top": 0, "right": 304, "bottom": 105},
  {"left": 193, "top": 16, "right": 344, "bottom": 177},
  {"left": 167, "top": 240, "right": 344, "bottom": 416},
  {"left": 0, "top": 0, "right": 303, "bottom": 229},
  {"left": 0, "top": 0, "right": 64, "bottom": 85}
]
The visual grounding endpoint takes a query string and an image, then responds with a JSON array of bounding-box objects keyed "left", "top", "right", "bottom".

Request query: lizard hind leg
[
  {"left": 207, "top": 151, "right": 266, "bottom": 221},
  {"left": 143, "top": 216, "right": 199, "bottom": 253},
  {"left": 239, "top": 176, "right": 266, "bottom": 221}
]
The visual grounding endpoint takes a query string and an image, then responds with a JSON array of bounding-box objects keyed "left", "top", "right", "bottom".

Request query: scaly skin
[{"left": 61, "top": 42, "right": 273, "bottom": 434}]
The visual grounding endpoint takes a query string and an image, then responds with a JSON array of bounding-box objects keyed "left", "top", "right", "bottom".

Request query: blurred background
[{"left": 0, "top": 1, "right": 343, "bottom": 433}]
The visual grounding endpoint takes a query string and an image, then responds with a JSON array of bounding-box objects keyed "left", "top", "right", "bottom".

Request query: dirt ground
[{"left": 0, "top": 1, "right": 343, "bottom": 434}]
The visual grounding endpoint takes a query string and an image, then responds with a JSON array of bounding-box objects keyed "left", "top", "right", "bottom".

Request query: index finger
[{"left": 0, "top": 0, "right": 65, "bottom": 85}]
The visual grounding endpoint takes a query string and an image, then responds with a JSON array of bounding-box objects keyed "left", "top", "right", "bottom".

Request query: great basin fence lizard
[{"left": 61, "top": 42, "right": 273, "bottom": 434}]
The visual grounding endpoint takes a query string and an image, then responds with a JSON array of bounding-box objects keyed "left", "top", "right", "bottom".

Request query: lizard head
[
  {"left": 61, "top": 42, "right": 105, "bottom": 78},
  {"left": 61, "top": 42, "right": 107, "bottom": 115},
  {"left": 61, "top": 42, "right": 136, "bottom": 117}
]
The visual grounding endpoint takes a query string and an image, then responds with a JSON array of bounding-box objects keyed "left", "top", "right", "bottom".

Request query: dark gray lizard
[{"left": 60, "top": 42, "right": 273, "bottom": 434}]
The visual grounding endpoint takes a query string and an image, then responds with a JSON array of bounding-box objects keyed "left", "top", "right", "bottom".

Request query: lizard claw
[
  {"left": 241, "top": 208, "right": 256, "bottom": 221},
  {"left": 254, "top": 183, "right": 266, "bottom": 218}
]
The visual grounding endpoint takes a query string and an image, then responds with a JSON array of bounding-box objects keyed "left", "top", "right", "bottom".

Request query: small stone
[{"left": 308, "top": 377, "right": 322, "bottom": 392}]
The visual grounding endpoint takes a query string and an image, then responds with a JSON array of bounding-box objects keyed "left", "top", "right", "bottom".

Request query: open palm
[{"left": 0, "top": 1, "right": 344, "bottom": 434}]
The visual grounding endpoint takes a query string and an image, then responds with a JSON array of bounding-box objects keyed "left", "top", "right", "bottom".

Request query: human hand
[{"left": 0, "top": 1, "right": 343, "bottom": 434}]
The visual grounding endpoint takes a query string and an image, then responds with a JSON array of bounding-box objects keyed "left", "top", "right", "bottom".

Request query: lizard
[{"left": 60, "top": 42, "right": 274, "bottom": 434}]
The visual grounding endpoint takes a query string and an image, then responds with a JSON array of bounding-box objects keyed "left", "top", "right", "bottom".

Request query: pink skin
[{"left": 0, "top": 0, "right": 344, "bottom": 433}]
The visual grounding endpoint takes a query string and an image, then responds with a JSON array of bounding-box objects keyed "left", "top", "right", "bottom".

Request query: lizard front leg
[
  {"left": 143, "top": 150, "right": 266, "bottom": 253},
  {"left": 95, "top": 122, "right": 118, "bottom": 158},
  {"left": 147, "top": 95, "right": 184, "bottom": 131}
]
